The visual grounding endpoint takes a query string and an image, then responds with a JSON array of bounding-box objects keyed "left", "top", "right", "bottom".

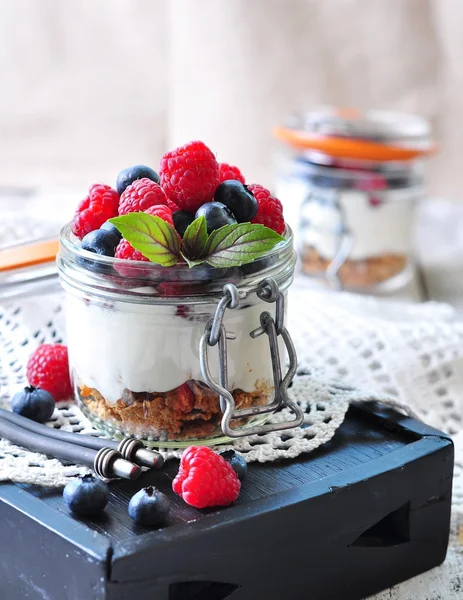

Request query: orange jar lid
[{"left": 274, "top": 107, "right": 436, "bottom": 162}]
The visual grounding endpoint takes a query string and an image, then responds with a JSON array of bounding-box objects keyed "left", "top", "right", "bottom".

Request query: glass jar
[
  {"left": 57, "top": 223, "right": 301, "bottom": 447},
  {"left": 275, "top": 108, "right": 435, "bottom": 292}
]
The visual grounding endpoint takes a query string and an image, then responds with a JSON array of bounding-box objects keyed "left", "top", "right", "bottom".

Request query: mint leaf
[
  {"left": 109, "top": 213, "right": 180, "bottom": 267},
  {"left": 202, "top": 223, "right": 284, "bottom": 268},
  {"left": 181, "top": 216, "right": 209, "bottom": 260}
]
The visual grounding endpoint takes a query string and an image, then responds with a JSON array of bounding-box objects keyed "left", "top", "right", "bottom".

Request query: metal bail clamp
[{"left": 199, "top": 279, "right": 304, "bottom": 438}]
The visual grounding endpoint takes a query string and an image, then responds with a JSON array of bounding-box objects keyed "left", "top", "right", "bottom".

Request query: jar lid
[{"left": 275, "top": 107, "right": 436, "bottom": 161}]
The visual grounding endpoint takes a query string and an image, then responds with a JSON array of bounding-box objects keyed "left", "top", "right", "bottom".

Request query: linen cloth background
[{"left": 0, "top": 0, "right": 460, "bottom": 209}]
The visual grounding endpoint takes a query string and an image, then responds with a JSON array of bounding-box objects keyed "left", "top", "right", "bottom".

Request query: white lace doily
[{"left": 0, "top": 293, "right": 412, "bottom": 479}]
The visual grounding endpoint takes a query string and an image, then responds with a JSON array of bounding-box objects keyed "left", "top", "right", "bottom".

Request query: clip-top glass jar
[
  {"left": 275, "top": 108, "right": 435, "bottom": 292},
  {"left": 57, "top": 224, "right": 302, "bottom": 447}
]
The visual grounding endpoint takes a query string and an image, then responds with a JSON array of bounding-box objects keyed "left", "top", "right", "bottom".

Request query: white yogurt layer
[{"left": 66, "top": 294, "right": 278, "bottom": 404}]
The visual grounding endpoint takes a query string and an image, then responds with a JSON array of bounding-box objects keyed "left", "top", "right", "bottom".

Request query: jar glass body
[
  {"left": 58, "top": 224, "right": 296, "bottom": 446},
  {"left": 275, "top": 108, "right": 432, "bottom": 292},
  {"left": 277, "top": 154, "right": 423, "bottom": 291}
]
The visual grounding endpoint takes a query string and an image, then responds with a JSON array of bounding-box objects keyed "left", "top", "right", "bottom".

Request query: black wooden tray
[{"left": 0, "top": 404, "right": 453, "bottom": 600}]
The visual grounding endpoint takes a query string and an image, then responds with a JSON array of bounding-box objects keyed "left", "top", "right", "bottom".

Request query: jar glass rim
[{"left": 58, "top": 222, "right": 296, "bottom": 302}]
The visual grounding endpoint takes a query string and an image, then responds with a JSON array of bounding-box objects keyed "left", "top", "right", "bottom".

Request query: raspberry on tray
[
  {"left": 173, "top": 446, "right": 241, "bottom": 508},
  {"left": 26, "top": 344, "right": 73, "bottom": 402}
]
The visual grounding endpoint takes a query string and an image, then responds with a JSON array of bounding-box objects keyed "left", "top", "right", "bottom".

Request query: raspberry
[
  {"left": 218, "top": 163, "right": 245, "bottom": 184},
  {"left": 115, "top": 239, "right": 149, "bottom": 262},
  {"left": 26, "top": 344, "right": 73, "bottom": 401},
  {"left": 72, "top": 184, "right": 119, "bottom": 239},
  {"left": 114, "top": 239, "right": 150, "bottom": 278},
  {"left": 145, "top": 204, "right": 174, "bottom": 226},
  {"left": 166, "top": 198, "right": 181, "bottom": 212},
  {"left": 248, "top": 184, "right": 285, "bottom": 235},
  {"left": 173, "top": 446, "right": 241, "bottom": 509},
  {"left": 159, "top": 141, "right": 220, "bottom": 212},
  {"left": 119, "top": 178, "right": 168, "bottom": 216}
]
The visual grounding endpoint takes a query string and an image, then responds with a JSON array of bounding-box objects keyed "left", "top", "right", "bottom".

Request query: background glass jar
[
  {"left": 275, "top": 108, "right": 435, "bottom": 292},
  {"left": 57, "top": 224, "right": 300, "bottom": 447}
]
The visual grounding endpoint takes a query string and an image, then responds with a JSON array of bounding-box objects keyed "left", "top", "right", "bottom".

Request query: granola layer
[
  {"left": 301, "top": 245, "right": 407, "bottom": 288},
  {"left": 77, "top": 379, "right": 271, "bottom": 441}
]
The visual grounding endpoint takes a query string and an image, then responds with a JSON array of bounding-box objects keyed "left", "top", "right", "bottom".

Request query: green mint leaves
[
  {"left": 109, "top": 212, "right": 284, "bottom": 269},
  {"left": 202, "top": 223, "right": 284, "bottom": 268},
  {"left": 109, "top": 213, "right": 180, "bottom": 267},
  {"left": 181, "top": 215, "right": 209, "bottom": 265}
]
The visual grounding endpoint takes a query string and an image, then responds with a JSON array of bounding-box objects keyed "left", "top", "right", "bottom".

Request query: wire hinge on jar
[{"left": 199, "top": 279, "right": 304, "bottom": 438}]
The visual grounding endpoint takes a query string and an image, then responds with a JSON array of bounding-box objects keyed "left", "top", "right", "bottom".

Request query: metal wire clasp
[{"left": 199, "top": 279, "right": 304, "bottom": 438}]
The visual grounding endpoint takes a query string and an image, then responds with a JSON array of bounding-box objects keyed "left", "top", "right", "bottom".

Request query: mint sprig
[
  {"left": 109, "top": 213, "right": 285, "bottom": 269},
  {"left": 181, "top": 215, "right": 208, "bottom": 264},
  {"left": 202, "top": 223, "right": 284, "bottom": 268}
]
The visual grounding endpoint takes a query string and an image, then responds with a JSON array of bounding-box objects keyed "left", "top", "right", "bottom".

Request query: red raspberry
[
  {"left": 119, "top": 178, "right": 168, "bottom": 215},
  {"left": 145, "top": 204, "right": 174, "bottom": 226},
  {"left": 159, "top": 141, "right": 220, "bottom": 212},
  {"left": 72, "top": 184, "right": 119, "bottom": 239},
  {"left": 166, "top": 198, "right": 181, "bottom": 212},
  {"left": 218, "top": 163, "right": 245, "bottom": 184},
  {"left": 26, "top": 344, "right": 73, "bottom": 401},
  {"left": 114, "top": 239, "right": 150, "bottom": 278},
  {"left": 115, "top": 239, "right": 149, "bottom": 262},
  {"left": 248, "top": 184, "right": 285, "bottom": 235},
  {"left": 173, "top": 446, "right": 241, "bottom": 509}
]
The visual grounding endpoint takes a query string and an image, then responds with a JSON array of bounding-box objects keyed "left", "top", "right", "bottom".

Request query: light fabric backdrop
[{"left": 0, "top": 0, "right": 460, "bottom": 203}]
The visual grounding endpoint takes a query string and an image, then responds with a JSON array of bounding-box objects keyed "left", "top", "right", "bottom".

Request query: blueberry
[
  {"left": 173, "top": 210, "right": 195, "bottom": 237},
  {"left": 195, "top": 202, "right": 237, "bottom": 234},
  {"left": 11, "top": 386, "right": 55, "bottom": 423},
  {"left": 214, "top": 180, "right": 258, "bottom": 223},
  {"left": 116, "top": 165, "right": 160, "bottom": 195},
  {"left": 128, "top": 486, "right": 170, "bottom": 527},
  {"left": 100, "top": 221, "right": 122, "bottom": 240},
  {"left": 81, "top": 229, "right": 119, "bottom": 257},
  {"left": 220, "top": 449, "right": 247, "bottom": 481},
  {"left": 63, "top": 474, "right": 109, "bottom": 517}
]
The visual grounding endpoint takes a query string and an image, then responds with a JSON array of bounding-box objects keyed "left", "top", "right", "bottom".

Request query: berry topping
[
  {"left": 118, "top": 178, "right": 168, "bottom": 216},
  {"left": 11, "top": 386, "right": 55, "bottom": 423},
  {"left": 26, "top": 344, "right": 73, "bottom": 402},
  {"left": 116, "top": 165, "right": 160, "bottom": 195},
  {"left": 219, "top": 449, "right": 248, "bottom": 481},
  {"left": 100, "top": 221, "right": 122, "bottom": 239},
  {"left": 63, "top": 474, "right": 109, "bottom": 517},
  {"left": 218, "top": 163, "right": 245, "bottom": 184},
  {"left": 72, "top": 184, "right": 119, "bottom": 240},
  {"left": 159, "top": 141, "right": 220, "bottom": 212},
  {"left": 248, "top": 184, "right": 285, "bottom": 235},
  {"left": 214, "top": 180, "right": 258, "bottom": 223},
  {"left": 81, "top": 229, "right": 119, "bottom": 257},
  {"left": 173, "top": 446, "right": 241, "bottom": 508},
  {"left": 145, "top": 204, "right": 174, "bottom": 226},
  {"left": 195, "top": 202, "right": 237, "bottom": 234},
  {"left": 128, "top": 486, "right": 170, "bottom": 527},
  {"left": 173, "top": 210, "right": 195, "bottom": 237}
]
